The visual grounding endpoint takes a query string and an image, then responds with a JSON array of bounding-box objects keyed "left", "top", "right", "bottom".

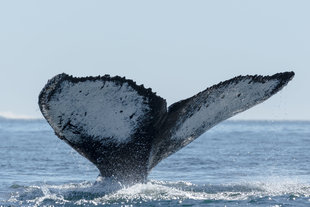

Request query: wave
[{"left": 6, "top": 179, "right": 310, "bottom": 206}]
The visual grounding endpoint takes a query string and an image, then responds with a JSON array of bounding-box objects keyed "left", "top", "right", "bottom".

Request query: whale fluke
[{"left": 39, "top": 71, "right": 294, "bottom": 184}]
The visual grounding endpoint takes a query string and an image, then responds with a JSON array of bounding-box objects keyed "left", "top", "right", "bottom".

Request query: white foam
[{"left": 8, "top": 179, "right": 310, "bottom": 206}]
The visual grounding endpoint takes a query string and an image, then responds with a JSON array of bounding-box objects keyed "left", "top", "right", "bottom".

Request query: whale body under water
[{"left": 39, "top": 71, "right": 294, "bottom": 185}]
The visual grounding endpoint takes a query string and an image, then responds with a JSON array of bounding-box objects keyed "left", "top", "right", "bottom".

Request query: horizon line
[{"left": 0, "top": 114, "right": 309, "bottom": 122}]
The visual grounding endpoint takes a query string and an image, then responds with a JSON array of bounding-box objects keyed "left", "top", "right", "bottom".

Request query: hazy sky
[{"left": 0, "top": 1, "right": 309, "bottom": 120}]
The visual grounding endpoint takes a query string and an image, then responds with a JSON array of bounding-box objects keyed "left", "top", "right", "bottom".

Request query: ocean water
[{"left": 0, "top": 118, "right": 310, "bottom": 207}]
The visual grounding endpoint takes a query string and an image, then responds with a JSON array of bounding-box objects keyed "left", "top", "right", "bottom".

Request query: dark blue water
[{"left": 1, "top": 118, "right": 310, "bottom": 206}]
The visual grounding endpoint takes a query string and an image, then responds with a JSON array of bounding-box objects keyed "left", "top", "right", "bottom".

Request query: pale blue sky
[{"left": 0, "top": 1, "right": 309, "bottom": 120}]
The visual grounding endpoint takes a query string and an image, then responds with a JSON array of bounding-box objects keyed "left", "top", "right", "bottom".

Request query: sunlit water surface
[{"left": 1, "top": 118, "right": 310, "bottom": 206}]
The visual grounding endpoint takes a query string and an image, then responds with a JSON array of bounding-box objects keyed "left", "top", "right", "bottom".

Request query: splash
[{"left": 7, "top": 179, "right": 310, "bottom": 206}]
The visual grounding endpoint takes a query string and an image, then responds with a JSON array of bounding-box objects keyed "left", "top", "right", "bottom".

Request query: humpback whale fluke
[{"left": 39, "top": 71, "right": 294, "bottom": 184}]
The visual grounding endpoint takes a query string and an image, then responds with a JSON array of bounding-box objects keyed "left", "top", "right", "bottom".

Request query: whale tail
[{"left": 39, "top": 71, "right": 294, "bottom": 184}]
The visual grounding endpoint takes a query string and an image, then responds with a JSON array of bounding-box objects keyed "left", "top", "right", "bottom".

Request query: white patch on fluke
[
  {"left": 171, "top": 78, "right": 279, "bottom": 141},
  {"left": 47, "top": 80, "right": 150, "bottom": 144}
]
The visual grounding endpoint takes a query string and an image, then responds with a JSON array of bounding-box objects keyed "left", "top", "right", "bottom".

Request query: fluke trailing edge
[{"left": 39, "top": 72, "right": 294, "bottom": 184}]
